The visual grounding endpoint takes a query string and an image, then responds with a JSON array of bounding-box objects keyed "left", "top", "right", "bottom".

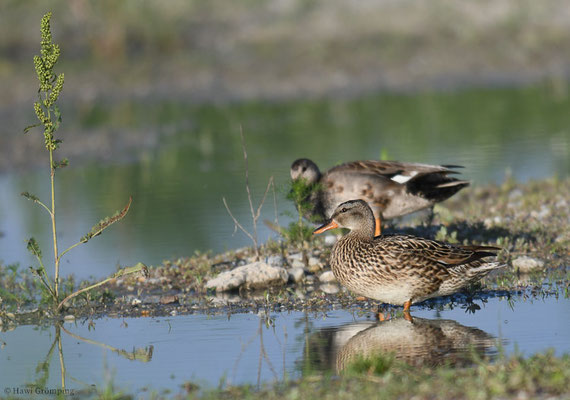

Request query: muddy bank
[{"left": 1, "top": 177, "right": 568, "bottom": 326}]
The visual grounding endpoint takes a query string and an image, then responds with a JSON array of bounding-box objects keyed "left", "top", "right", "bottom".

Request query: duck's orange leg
[
  {"left": 403, "top": 300, "right": 413, "bottom": 322},
  {"left": 378, "top": 312, "right": 392, "bottom": 321},
  {"left": 374, "top": 217, "right": 382, "bottom": 236}
]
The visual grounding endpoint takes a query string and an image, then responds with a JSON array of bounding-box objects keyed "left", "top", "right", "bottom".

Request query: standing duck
[
  {"left": 291, "top": 158, "right": 469, "bottom": 235},
  {"left": 313, "top": 200, "right": 503, "bottom": 316}
]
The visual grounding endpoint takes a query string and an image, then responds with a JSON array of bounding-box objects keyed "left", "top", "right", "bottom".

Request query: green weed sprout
[
  {"left": 22, "top": 12, "right": 146, "bottom": 312},
  {"left": 284, "top": 178, "right": 322, "bottom": 245}
]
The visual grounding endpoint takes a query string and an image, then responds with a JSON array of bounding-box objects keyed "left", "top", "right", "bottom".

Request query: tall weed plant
[{"left": 22, "top": 12, "right": 145, "bottom": 312}]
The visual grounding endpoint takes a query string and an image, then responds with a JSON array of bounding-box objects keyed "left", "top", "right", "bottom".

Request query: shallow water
[
  {"left": 1, "top": 292, "right": 569, "bottom": 394},
  {"left": 0, "top": 84, "right": 568, "bottom": 280}
]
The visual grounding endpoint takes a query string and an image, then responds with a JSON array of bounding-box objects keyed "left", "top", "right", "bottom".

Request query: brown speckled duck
[
  {"left": 313, "top": 200, "right": 503, "bottom": 316},
  {"left": 291, "top": 158, "right": 469, "bottom": 235},
  {"left": 307, "top": 318, "right": 496, "bottom": 373}
]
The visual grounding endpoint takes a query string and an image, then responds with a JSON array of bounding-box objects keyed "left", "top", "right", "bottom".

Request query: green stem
[
  {"left": 59, "top": 241, "right": 83, "bottom": 260},
  {"left": 36, "top": 199, "right": 53, "bottom": 217},
  {"left": 56, "top": 326, "right": 66, "bottom": 389},
  {"left": 56, "top": 263, "right": 147, "bottom": 311},
  {"left": 49, "top": 148, "right": 60, "bottom": 302}
]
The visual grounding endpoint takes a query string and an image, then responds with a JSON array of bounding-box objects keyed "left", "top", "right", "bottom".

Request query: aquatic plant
[{"left": 21, "top": 12, "right": 145, "bottom": 312}]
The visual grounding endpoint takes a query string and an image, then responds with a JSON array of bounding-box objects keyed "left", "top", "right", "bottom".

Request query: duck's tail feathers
[
  {"left": 469, "top": 262, "right": 506, "bottom": 274},
  {"left": 435, "top": 180, "right": 470, "bottom": 189}
]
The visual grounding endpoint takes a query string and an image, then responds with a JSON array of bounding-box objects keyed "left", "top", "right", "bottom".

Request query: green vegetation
[
  {"left": 283, "top": 178, "right": 322, "bottom": 245},
  {"left": 179, "top": 351, "right": 570, "bottom": 399},
  {"left": 18, "top": 12, "right": 145, "bottom": 312}
]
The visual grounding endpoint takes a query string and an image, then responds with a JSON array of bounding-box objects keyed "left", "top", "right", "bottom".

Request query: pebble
[
  {"left": 530, "top": 205, "right": 550, "bottom": 220},
  {"left": 508, "top": 189, "right": 523, "bottom": 199},
  {"left": 319, "top": 271, "right": 337, "bottom": 283},
  {"left": 320, "top": 283, "right": 340, "bottom": 294},
  {"left": 205, "top": 261, "right": 288, "bottom": 292},
  {"left": 308, "top": 256, "right": 320, "bottom": 266},
  {"left": 159, "top": 295, "right": 179, "bottom": 305},
  {"left": 266, "top": 255, "right": 285, "bottom": 267},
  {"left": 63, "top": 315, "right": 75, "bottom": 322},
  {"left": 288, "top": 252, "right": 303, "bottom": 261},
  {"left": 291, "top": 260, "right": 305, "bottom": 269},
  {"left": 131, "top": 298, "right": 142, "bottom": 306},
  {"left": 306, "top": 263, "right": 322, "bottom": 274},
  {"left": 512, "top": 256, "right": 545, "bottom": 273},
  {"left": 288, "top": 268, "right": 305, "bottom": 283},
  {"left": 324, "top": 235, "right": 338, "bottom": 246}
]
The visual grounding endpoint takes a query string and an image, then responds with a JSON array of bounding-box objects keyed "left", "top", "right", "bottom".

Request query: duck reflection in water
[{"left": 303, "top": 316, "right": 497, "bottom": 374}]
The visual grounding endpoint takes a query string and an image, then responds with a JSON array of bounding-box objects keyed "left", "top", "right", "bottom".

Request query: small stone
[
  {"left": 288, "top": 252, "right": 303, "bottom": 261},
  {"left": 305, "top": 275, "right": 315, "bottom": 284},
  {"left": 266, "top": 255, "right": 285, "bottom": 267},
  {"left": 324, "top": 235, "right": 338, "bottom": 246},
  {"left": 320, "top": 283, "right": 340, "bottom": 294},
  {"left": 159, "top": 295, "right": 179, "bottom": 305},
  {"left": 555, "top": 199, "right": 567, "bottom": 209},
  {"left": 508, "top": 189, "right": 523, "bottom": 199},
  {"left": 131, "top": 298, "right": 142, "bottom": 306},
  {"left": 291, "top": 260, "right": 305, "bottom": 269},
  {"left": 205, "top": 261, "right": 288, "bottom": 292},
  {"left": 512, "top": 256, "right": 545, "bottom": 273},
  {"left": 308, "top": 257, "right": 320, "bottom": 266},
  {"left": 288, "top": 268, "right": 305, "bottom": 283},
  {"left": 307, "top": 263, "right": 322, "bottom": 274},
  {"left": 319, "top": 271, "right": 336, "bottom": 283},
  {"left": 63, "top": 315, "right": 75, "bottom": 322}
]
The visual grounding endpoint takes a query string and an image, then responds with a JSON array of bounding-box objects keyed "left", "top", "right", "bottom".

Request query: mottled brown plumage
[
  {"left": 290, "top": 159, "right": 470, "bottom": 232},
  {"left": 313, "top": 200, "right": 504, "bottom": 310},
  {"left": 331, "top": 318, "right": 496, "bottom": 372}
]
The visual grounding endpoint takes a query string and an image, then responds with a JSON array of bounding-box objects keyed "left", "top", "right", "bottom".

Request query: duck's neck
[{"left": 347, "top": 223, "right": 375, "bottom": 242}]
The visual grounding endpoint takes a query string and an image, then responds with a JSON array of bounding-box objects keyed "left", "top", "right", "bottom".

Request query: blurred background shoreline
[{"left": 2, "top": 0, "right": 569, "bottom": 172}]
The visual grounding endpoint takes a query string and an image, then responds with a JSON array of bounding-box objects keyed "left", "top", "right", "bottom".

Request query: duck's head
[
  {"left": 313, "top": 199, "right": 375, "bottom": 237},
  {"left": 290, "top": 158, "right": 321, "bottom": 184}
]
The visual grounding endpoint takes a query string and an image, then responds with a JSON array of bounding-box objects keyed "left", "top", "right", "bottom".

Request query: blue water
[{"left": 1, "top": 292, "right": 568, "bottom": 395}]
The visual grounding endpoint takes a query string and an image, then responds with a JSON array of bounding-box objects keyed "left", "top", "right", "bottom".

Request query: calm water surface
[
  {"left": 1, "top": 293, "right": 569, "bottom": 394},
  {"left": 0, "top": 84, "right": 568, "bottom": 280}
]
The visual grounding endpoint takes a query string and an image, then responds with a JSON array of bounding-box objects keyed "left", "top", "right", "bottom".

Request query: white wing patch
[{"left": 391, "top": 171, "right": 417, "bottom": 184}]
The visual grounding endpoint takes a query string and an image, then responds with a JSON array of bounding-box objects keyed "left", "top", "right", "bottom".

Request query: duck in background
[{"left": 290, "top": 158, "right": 469, "bottom": 235}]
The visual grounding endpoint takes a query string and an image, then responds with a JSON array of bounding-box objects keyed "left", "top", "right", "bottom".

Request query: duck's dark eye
[
  {"left": 341, "top": 207, "right": 347, "bottom": 213},
  {"left": 302, "top": 167, "right": 307, "bottom": 172}
]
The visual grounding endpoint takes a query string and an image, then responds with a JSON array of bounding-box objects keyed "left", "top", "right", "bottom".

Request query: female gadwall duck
[
  {"left": 291, "top": 158, "right": 469, "bottom": 235},
  {"left": 313, "top": 200, "right": 503, "bottom": 315},
  {"left": 306, "top": 317, "right": 495, "bottom": 373}
]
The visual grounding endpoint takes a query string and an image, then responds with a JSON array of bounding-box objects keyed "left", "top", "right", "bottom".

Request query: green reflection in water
[{"left": 2, "top": 83, "right": 569, "bottom": 279}]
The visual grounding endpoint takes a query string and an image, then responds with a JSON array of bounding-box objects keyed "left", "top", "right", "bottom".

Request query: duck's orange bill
[{"left": 313, "top": 220, "right": 339, "bottom": 235}]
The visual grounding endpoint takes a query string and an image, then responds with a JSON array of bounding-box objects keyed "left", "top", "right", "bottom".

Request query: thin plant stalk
[
  {"left": 49, "top": 148, "right": 60, "bottom": 299},
  {"left": 223, "top": 127, "right": 274, "bottom": 260}
]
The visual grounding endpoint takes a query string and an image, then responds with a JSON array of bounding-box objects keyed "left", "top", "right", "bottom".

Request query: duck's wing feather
[
  {"left": 327, "top": 161, "right": 462, "bottom": 182},
  {"left": 377, "top": 235, "right": 500, "bottom": 267}
]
